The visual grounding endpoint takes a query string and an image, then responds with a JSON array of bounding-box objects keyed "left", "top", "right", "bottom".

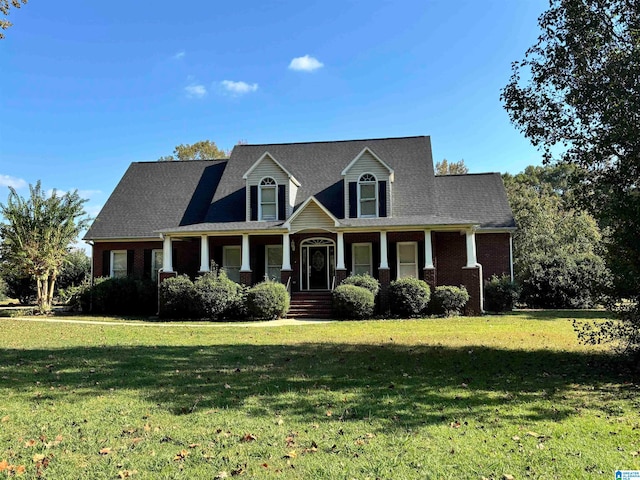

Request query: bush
[
  {"left": 430, "top": 285, "right": 470, "bottom": 316},
  {"left": 332, "top": 284, "right": 375, "bottom": 320},
  {"left": 58, "top": 278, "right": 93, "bottom": 312},
  {"left": 3, "top": 272, "right": 36, "bottom": 305},
  {"left": 159, "top": 275, "right": 197, "bottom": 319},
  {"left": 389, "top": 277, "right": 430, "bottom": 317},
  {"left": 193, "top": 271, "right": 242, "bottom": 321},
  {"left": 246, "top": 280, "right": 290, "bottom": 320},
  {"left": 341, "top": 273, "right": 380, "bottom": 297},
  {"left": 484, "top": 275, "right": 520, "bottom": 313},
  {"left": 91, "top": 277, "right": 156, "bottom": 315}
]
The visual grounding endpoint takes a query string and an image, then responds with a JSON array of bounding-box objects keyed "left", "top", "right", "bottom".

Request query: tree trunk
[
  {"left": 36, "top": 275, "right": 52, "bottom": 314},
  {"left": 47, "top": 275, "right": 56, "bottom": 312}
]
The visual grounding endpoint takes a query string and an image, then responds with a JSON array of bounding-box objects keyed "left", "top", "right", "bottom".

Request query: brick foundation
[
  {"left": 281, "top": 269, "right": 292, "bottom": 287},
  {"left": 378, "top": 268, "right": 391, "bottom": 314},
  {"left": 159, "top": 271, "right": 178, "bottom": 282},
  {"left": 239, "top": 271, "right": 253, "bottom": 286},
  {"left": 423, "top": 268, "right": 436, "bottom": 291},
  {"left": 462, "top": 266, "right": 483, "bottom": 316},
  {"left": 335, "top": 268, "right": 347, "bottom": 286}
]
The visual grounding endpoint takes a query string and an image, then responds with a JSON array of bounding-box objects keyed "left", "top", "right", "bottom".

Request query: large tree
[
  {"left": 158, "top": 140, "right": 228, "bottom": 161},
  {"left": 0, "top": 0, "right": 27, "bottom": 39},
  {"left": 0, "top": 182, "right": 89, "bottom": 313},
  {"left": 435, "top": 159, "right": 469, "bottom": 175},
  {"left": 502, "top": 0, "right": 640, "bottom": 353}
]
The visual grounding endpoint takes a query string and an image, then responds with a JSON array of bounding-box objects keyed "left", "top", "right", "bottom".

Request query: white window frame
[
  {"left": 265, "top": 245, "right": 283, "bottom": 282},
  {"left": 110, "top": 250, "right": 128, "bottom": 278},
  {"left": 352, "top": 242, "right": 373, "bottom": 276},
  {"left": 259, "top": 177, "right": 278, "bottom": 221},
  {"left": 397, "top": 241, "right": 418, "bottom": 279},
  {"left": 223, "top": 245, "right": 242, "bottom": 283},
  {"left": 358, "top": 173, "right": 378, "bottom": 218},
  {"left": 151, "top": 249, "right": 163, "bottom": 282}
]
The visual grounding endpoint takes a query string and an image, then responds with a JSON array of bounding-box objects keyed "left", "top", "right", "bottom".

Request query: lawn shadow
[
  {"left": 0, "top": 342, "right": 634, "bottom": 431},
  {"left": 508, "top": 309, "right": 612, "bottom": 321}
]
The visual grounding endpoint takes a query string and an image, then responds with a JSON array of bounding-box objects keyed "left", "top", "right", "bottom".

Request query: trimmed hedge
[
  {"left": 159, "top": 275, "right": 197, "bottom": 319},
  {"left": 246, "top": 280, "right": 290, "bottom": 320},
  {"left": 430, "top": 285, "right": 470, "bottom": 317},
  {"left": 332, "top": 284, "right": 375, "bottom": 320},
  {"left": 194, "top": 271, "right": 242, "bottom": 320},
  {"left": 389, "top": 277, "right": 430, "bottom": 317},
  {"left": 90, "top": 277, "right": 156, "bottom": 315},
  {"left": 341, "top": 273, "right": 380, "bottom": 297},
  {"left": 484, "top": 275, "right": 520, "bottom": 313}
]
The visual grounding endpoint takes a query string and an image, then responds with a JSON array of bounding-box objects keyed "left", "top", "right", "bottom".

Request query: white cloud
[
  {"left": 288, "top": 55, "right": 324, "bottom": 72},
  {"left": 0, "top": 174, "right": 27, "bottom": 189},
  {"left": 85, "top": 204, "right": 103, "bottom": 217},
  {"left": 173, "top": 50, "right": 185, "bottom": 60},
  {"left": 220, "top": 80, "right": 259, "bottom": 96},
  {"left": 185, "top": 83, "right": 207, "bottom": 98},
  {"left": 45, "top": 188, "right": 102, "bottom": 199}
]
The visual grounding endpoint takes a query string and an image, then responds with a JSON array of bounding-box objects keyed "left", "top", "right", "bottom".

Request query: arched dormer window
[
  {"left": 259, "top": 177, "right": 277, "bottom": 220},
  {"left": 358, "top": 173, "right": 377, "bottom": 218}
]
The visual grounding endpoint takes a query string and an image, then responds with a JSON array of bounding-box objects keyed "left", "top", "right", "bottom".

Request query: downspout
[{"left": 509, "top": 233, "right": 514, "bottom": 282}]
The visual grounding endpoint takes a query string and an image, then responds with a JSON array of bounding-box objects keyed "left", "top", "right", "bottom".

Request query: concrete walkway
[{"left": 4, "top": 316, "right": 333, "bottom": 328}]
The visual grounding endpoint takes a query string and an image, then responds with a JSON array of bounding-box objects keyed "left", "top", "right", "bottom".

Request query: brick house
[{"left": 84, "top": 136, "right": 515, "bottom": 316}]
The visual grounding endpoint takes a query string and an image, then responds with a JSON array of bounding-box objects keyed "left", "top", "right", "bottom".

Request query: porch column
[
  {"left": 241, "top": 233, "right": 251, "bottom": 271},
  {"left": 162, "top": 236, "right": 174, "bottom": 272},
  {"left": 282, "top": 232, "right": 292, "bottom": 270},
  {"left": 424, "top": 230, "right": 434, "bottom": 269},
  {"left": 379, "top": 231, "right": 389, "bottom": 269},
  {"left": 465, "top": 229, "right": 478, "bottom": 267},
  {"left": 335, "top": 231, "right": 347, "bottom": 285},
  {"left": 199, "top": 234, "right": 210, "bottom": 272}
]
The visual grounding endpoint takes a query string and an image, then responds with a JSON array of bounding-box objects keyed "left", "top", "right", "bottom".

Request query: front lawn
[{"left": 0, "top": 311, "right": 638, "bottom": 479}]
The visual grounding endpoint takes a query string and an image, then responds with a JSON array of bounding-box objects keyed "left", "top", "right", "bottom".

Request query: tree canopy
[
  {"left": 0, "top": 0, "right": 27, "bottom": 39},
  {"left": 0, "top": 182, "right": 89, "bottom": 312},
  {"left": 435, "top": 159, "right": 468, "bottom": 175},
  {"left": 158, "top": 140, "right": 228, "bottom": 161}
]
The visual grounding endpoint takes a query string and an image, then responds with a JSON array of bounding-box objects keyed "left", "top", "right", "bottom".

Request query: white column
[
  {"left": 282, "top": 232, "right": 292, "bottom": 270},
  {"left": 424, "top": 230, "right": 434, "bottom": 269},
  {"left": 336, "top": 232, "right": 346, "bottom": 269},
  {"left": 240, "top": 233, "right": 251, "bottom": 271},
  {"left": 199, "top": 235, "right": 210, "bottom": 272},
  {"left": 379, "top": 231, "right": 389, "bottom": 269},
  {"left": 162, "top": 236, "right": 173, "bottom": 272},
  {"left": 465, "top": 229, "right": 478, "bottom": 268}
]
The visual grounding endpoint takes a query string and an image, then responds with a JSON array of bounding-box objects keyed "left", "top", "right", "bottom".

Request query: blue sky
[{"left": 1, "top": 0, "right": 547, "bottom": 226}]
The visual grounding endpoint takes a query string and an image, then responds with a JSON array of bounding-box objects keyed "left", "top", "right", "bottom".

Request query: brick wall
[
  {"left": 476, "top": 232, "right": 511, "bottom": 281},
  {"left": 433, "top": 231, "right": 466, "bottom": 286}
]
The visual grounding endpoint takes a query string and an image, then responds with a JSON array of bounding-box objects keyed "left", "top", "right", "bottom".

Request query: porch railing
[
  {"left": 286, "top": 277, "right": 291, "bottom": 295},
  {"left": 331, "top": 275, "right": 336, "bottom": 291}
]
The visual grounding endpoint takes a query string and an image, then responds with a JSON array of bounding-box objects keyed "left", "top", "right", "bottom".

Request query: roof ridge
[
  {"left": 236, "top": 135, "right": 429, "bottom": 147},
  {"left": 132, "top": 159, "right": 229, "bottom": 164},
  {"left": 435, "top": 172, "right": 501, "bottom": 177}
]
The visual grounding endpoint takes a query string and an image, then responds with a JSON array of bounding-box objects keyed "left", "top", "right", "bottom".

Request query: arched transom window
[
  {"left": 358, "top": 173, "right": 377, "bottom": 218},
  {"left": 259, "top": 177, "right": 277, "bottom": 221}
]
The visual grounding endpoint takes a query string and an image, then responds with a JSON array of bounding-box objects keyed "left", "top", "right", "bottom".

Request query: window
[
  {"left": 352, "top": 243, "right": 372, "bottom": 276},
  {"left": 111, "top": 250, "right": 127, "bottom": 278},
  {"left": 259, "top": 177, "right": 277, "bottom": 221},
  {"left": 397, "top": 242, "right": 418, "bottom": 279},
  {"left": 223, "top": 246, "right": 241, "bottom": 283},
  {"left": 151, "top": 249, "right": 163, "bottom": 282},
  {"left": 265, "top": 245, "right": 283, "bottom": 281},
  {"left": 359, "top": 173, "right": 377, "bottom": 218}
]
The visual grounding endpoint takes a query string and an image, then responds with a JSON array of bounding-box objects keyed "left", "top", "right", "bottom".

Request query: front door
[{"left": 308, "top": 246, "right": 328, "bottom": 289}]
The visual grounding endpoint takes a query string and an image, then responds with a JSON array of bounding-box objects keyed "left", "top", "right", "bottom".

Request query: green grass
[{"left": 0, "top": 311, "right": 638, "bottom": 479}]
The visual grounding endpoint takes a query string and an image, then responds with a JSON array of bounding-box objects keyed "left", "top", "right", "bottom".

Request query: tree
[
  {"left": 0, "top": 0, "right": 27, "bottom": 39},
  {"left": 435, "top": 159, "right": 469, "bottom": 175},
  {"left": 502, "top": 0, "right": 640, "bottom": 353},
  {"left": 56, "top": 248, "right": 91, "bottom": 291},
  {"left": 158, "top": 140, "right": 228, "bottom": 161},
  {"left": 0, "top": 182, "right": 89, "bottom": 313}
]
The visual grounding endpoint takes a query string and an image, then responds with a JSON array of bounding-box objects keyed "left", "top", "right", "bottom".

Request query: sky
[{"left": 0, "top": 0, "right": 548, "bottom": 233}]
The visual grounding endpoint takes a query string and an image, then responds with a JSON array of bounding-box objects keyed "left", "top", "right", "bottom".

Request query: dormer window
[
  {"left": 358, "top": 173, "right": 377, "bottom": 218},
  {"left": 259, "top": 177, "right": 277, "bottom": 220}
]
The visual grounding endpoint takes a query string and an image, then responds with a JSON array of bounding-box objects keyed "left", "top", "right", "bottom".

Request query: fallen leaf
[
  {"left": 537, "top": 443, "right": 545, "bottom": 450},
  {"left": 450, "top": 421, "right": 461, "bottom": 429},
  {"left": 261, "top": 463, "right": 269, "bottom": 468},
  {"left": 224, "top": 384, "right": 231, "bottom": 389},
  {"left": 117, "top": 469, "right": 138, "bottom": 478},
  {"left": 188, "top": 443, "right": 200, "bottom": 448},
  {"left": 32, "top": 454, "right": 45, "bottom": 463},
  {"left": 326, "top": 411, "right": 332, "bottom": 417},
  {"left": 283, "top": 450, "right": 297, "bottom": 459},
  {"left": 503, "top": 475, "right": 515, "bottom": 480},
  {"left": 1, "top": 416, "right": 9, "bottom": 423},
  {"left": 174, "top": 449, "right": 189, "bottom": 461},
  {"left": 214, "top": 471, "right": 229, "bottom": 479},
  {"left": 527, "top": 431, "right": 542, "bottom": 438},
  {"left": 241, "top": 433, "right": 256, "bottom": 442},
  {"left": 231, "top": 465, "right": 246, "bottom": 476},
  {"left": 99, "top": 448, "right": 112, "bottom": 455},
  {"left": 24, "top": 439, "right": 37, "bottom": 447},
  {"left": 512, "top": 436, "right": 520, "bottom": 441},
  {"left": 0, "top": 460, "right": 7, "bottom": 471},
  {"left": 131, "top": 438, "right": 143, "bottom": 445}
]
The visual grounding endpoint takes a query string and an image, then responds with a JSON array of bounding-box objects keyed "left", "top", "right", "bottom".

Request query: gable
[
  {"left": 286, "top": 197, "right": 339, "bottom": 233},
  {"left": 243, "top": 153, "right": 290, "bottom": 185},
  {"left": 341, "top": 147, "right": 394, "bottom": 182}
]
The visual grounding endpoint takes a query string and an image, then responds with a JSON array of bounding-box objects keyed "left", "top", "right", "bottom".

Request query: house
[{"left": 84, "top": 136, "right": 515, "bottom": 316}]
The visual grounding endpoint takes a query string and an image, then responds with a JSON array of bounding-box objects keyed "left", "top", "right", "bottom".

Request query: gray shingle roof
[{"left": 85, "top": 136, "right": 515, "bottom": 240}]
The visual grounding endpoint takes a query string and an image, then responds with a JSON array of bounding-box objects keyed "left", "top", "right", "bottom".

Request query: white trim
[
  {"left": 162, "top": 236, "right": 174, "bottom": 272},
  {"left": 299, "top": 237, "right": 336, "bottom": 291},
  {"left": 379, "top": 231, "right": 389, "bottom": 269},
  {"left": 352, "top": 242, "right": 373, "bottom": 276},
  {"left": 357, "top": 172, "right": 378, "bottom": 219},
  {"left": 396, "top": 241, "right": 418, "bottom": 279},
  {"left": 336, "top": 232, "right": 345, "bottom": 270},
  {"left": 240, "top": 234, "right": 251, "bottom": 272},
  {"left": 199, "top": 234, "right": 210, "bottom": 272},
  {"left": 340, "top": 147, "right": 395, "bottom": 181},
  {"left": 283, "top": 195, "right": 340, "bottom": 229},
  {"left": 258, "top": 176, "right": 278, "bottom": 221},
  {"left": 465, "top": 229, "right": 478, "bottom": 268},
  {"left": 282, "top": 232, "right": 292, "bottom": 271},
  {"left": 151, "top": 249, "right": 163, "bottom": 281},
  {"left": 424, "top": 230, "right": 434, "bottom": 269},
  {"left": 242, "top": 152, "right": 301, "bottom": 186},
  {"left": 223, "top": 245, "right": 242, "bottom": 282},
  {"left": 110, "top": 250, "right": 128, "bottom": 278}
]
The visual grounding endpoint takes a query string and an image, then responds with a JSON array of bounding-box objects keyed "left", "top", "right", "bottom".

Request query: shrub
[
  {"left": 159, "top": 275, "right": 197, "bottom": 319},
  {"left": 246, "top": 280, "right": 290, "bottom": 320},
  {"left": 341, "top": 273, "right": 380, "bottom": 297},
  {"left": 58, "top": 278, "right": 93, "bottom": 312},
  {"left": 389, "top": 277, "right": 430, "bottom": 317},
  {"left": 484, "top": 275, "right": 520, "bottom": 313},
  {"left": 3, "top": 272, "right": 36, "bottom": 305},
  {"left": 430, "top": 285, "right": 470, "bottom": 316},
  {"left": 332, "top": 284, "right": 375, "bottom": 320},
  {"left": 91, "top": 277, "right": 156, "bottom": 315},
  {"left": 193, "top": 271, "right": 242, "bottom": 321}
]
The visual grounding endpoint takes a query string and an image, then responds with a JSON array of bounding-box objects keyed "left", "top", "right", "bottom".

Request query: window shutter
[
  {"left": 250, "top": 185, "right": 258, "bottom": 221},
  {"left": 378, "top": 181, "right": 387, "bottom": 217},
  {"left": 127, "top": 250, "right": 134, "bottom": 276},
  {"left": 349, "top": 182, "right": 357, "bottom": 218},
  {"left": 278, "top": 185, "right": 286, "bottom": 221},
  {"left": 143, "top": 249, "right": 152, "bottom": 278},
  {"left": 102, "top": 250, "right": 110, "bottom": 277}
]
